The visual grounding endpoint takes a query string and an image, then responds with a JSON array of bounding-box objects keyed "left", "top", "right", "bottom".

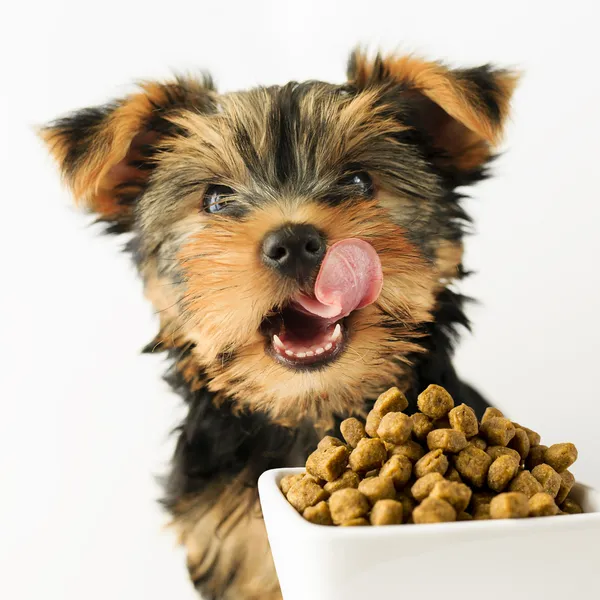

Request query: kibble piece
[
  {"left": 454, "top": 446, "right": 493, "bottom": 488},
  {"left": 370, "top": 499, "right": 404, "bottom": 525},
  {"left": 397, "top": 493, "right": 417, "bottom": 518},
  {"left": 555, "top": 470, "right": 575, "bottom": 504},
  {"left": 413, "top": 497, "right": 457, "bottom": 523},
  {"left": 529, "top": 493, "right": 559, "bottom": 517},
  {"left": 414, "top": 449, "right": 449, "bottom": 478},
  {"left": 471, "top": 491, "right": 495, "bottom": 509},
  {"left": 341, "top": 518, "right": 369, "bottom": 526},
  {"left": 457, "top": 511, "right": 473, "bottom": 521},
  {"left": 329, "top": 488, "right": 370, "bottom": 524},
  {"left": 379, "top": 455, "right": 412, "bottom": 489},
  {"left": 417, "top": 384, "right": 454, "bottom": 419},
  {"left": 411, "top": 413, "right": 434, "bottom": 440},
  {"left": 480, "top": 417, "right": 516, "bottom": 447},
  {"left": 323, "top": 470, "right": 360, "bottom": 494},
  {"left": 427, "top": 429, "right": 468, "bottom": 453},
  {"left": 561, "top": 498, "right": 583, "bottom": 514},
  {"left": 365, "top": 410, "right": 383, "bottom": 437},
  {"left": 481, "top": 407, "right": 504, "bottom": 424},
  {"left": 446, "top": 466, "right": 463, "bottom": 482},
  {"left": 468, "top": 437, "right": 488, "bottom": 451},
  {"left": 513, "top": 424, "right": 542, "bottom": 448},
  {"left": 349, "top": 438, "right": 387, "bottom": 473},
  {"left": 526, "top": 444, "right": 548, "bottom": 470},
  {"left": 490, "top": 492, "right": 529, "bottom": 519},
  {"left": 544, "top": 443, "right": 578, "bottom": 473},
  {"left": 287, "top": 478, "right": 329, "bottom": 512},
  {"left": 488, "top": 455, "right": 520, "bottom": 492},
  {"left": 358, "top": 476, "right": 396, "bottom": 505},
  {"left": 448, "top": 404, "right": 479, "bottom": 437},
  {"left": 303, "top": 501, "right": 333, "bottom": 525},
  {"left": 486, "top": 446, "right": 522, "bottom": 463},
  {"left": 340, "top": 418, "right": 366, "bottom": 448},
  {"left": 317, "top": 435, "right": 345, "bottom": 450},
  {"left": 411, "top": 472, "right": 445, "bottom": 502},
  {"left": 387, "top": 440, "right": 426, "bottom": 462},
  {"left": 430, "top": 480, "right": 472, "bottom": 512},
  {"left": 508, "top": 470, "right": 544, "bottom": 499},
  {"left": 473, "top": 504, "right": 491, "bottom": 520},
  {"left": 377, "top": 412, "right": 413, "bottom": 444},
  {"left": 531, "top": 464, "right": 561, "bottom": 498},
  {"left": 432, "top": 416, "right": 451, "bottom": 430},
  {"left": 280, "top": 473, "right": 304, "bottom": 495},
  {"left": 509, "top": 428, "right": 531, "bottom": 460},
  {"left": 373, "top": 386, "right": 409, "bottom": 414},
  {"left": 305, "top": 445, "right": 349, "bottom": 482}
]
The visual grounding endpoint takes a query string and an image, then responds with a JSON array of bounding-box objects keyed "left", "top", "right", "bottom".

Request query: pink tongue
[{"left": 294, "top": 239, "right": 383, "bottom": 319}]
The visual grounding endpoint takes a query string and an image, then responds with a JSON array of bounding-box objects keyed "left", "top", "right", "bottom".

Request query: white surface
[
  {"left": 259, "top": 468, "right": 600, "bottom": 600},
  {"left": 2, "top": 1, "right": 600, "bottom": 599}
]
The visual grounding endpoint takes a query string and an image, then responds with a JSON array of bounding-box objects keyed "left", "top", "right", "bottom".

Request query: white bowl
[{"left": 258, "top": 468, "right": 600, "bottom": 600}]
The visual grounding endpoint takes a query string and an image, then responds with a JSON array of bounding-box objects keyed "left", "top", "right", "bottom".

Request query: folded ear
[
  {"left": 41, "top": 76, "right": 215, "bottom": 230},
  {"left": 347, "top": 50, "right": 519, "bottom": 172}
]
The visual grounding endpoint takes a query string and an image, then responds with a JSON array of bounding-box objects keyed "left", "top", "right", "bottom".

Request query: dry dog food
[{"left": 280, "top": 384, "right": 584, "bottom": 526}]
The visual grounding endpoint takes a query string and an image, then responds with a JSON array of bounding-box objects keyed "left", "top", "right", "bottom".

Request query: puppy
[{"left": 42, "top": 49, "right": 517, "bottom": 599}]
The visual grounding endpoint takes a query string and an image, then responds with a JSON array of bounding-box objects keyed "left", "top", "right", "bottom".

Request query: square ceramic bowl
[{"left": 258, "top": 467, "right": 600, "bottom": 600}]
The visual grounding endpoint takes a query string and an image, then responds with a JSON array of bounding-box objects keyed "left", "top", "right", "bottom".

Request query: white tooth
[
  {"left": 306, "top": 350, "right": 314, "bottom": 357},
  {"left": 297, "top": 352, "right": 307, "bottom": 358},
  {"left": 325, "top": 342, "right": 333, "bottom": 351},
  {"left": 315, "top": 347, "right": 325, "bottom": 355},
  {"left": 331, "top": 324, "right": 342, "bottom": 341},
  {"left": 273, "top": 334, "right": 285, "bottom": 350},
  {"left": 285, "top": 350, "right": 294, "bottom": 357}
]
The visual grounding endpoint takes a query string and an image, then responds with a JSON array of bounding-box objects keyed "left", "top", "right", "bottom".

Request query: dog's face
[{"left": 43, "top": 51, "right": 516, "bottom": 422}]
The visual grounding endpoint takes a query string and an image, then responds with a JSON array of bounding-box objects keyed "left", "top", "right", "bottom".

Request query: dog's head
[{"left": 42, "top": 51, "right": 516, "bottom": 422}]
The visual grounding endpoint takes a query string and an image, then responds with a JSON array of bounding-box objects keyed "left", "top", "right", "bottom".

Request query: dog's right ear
[{"left": 40, "top": 76, "right": 216, "bottom": 231}]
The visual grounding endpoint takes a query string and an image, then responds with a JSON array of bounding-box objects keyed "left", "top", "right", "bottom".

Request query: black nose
[{"left": 262, "top": 223, "right": 326, "bottom": 283}]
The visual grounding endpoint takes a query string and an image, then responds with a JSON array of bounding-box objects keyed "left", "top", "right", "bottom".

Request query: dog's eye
[
  {"left": 202, "top": 185, "right": 235, "bottom": 214},
  {"left": 340, "top": 171, "right": 374, "bottom": 198}
]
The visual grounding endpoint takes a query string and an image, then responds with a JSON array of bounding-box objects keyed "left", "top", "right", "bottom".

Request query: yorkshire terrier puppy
[{"left": 43, "top": 49, "right": 517, "bottom": 599}]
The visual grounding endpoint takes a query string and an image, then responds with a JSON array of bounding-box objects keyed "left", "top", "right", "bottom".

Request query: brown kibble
[
  {"left": 379, "top": 455, "right": 412, "bottom": 489},
  {"left": 457, "top": 511, "right": 473, "bottom": 521},
  {"left": 411, "top": 413, "right": 434, "bottom": 440},
  {"left": 280, "top": 473, "right": 304, "bottom": 495},
  {"left": 411, "top": 472, "right": 445, "bottom": 502},
  {"left": 468, "top": 437, "right": 488, "bottom": 451},
  {"left": 526, "top": 444, "right": 548, "bottom": 470},
  {"left": 417, "top": 384, "right": 454, "bottom": 419},
  {"left": 340, "top": 418, "right": 366, "bottom": 448},
  {"left": 341, "top": 518, "right": 369, "bottom": 526},
  {"left": 365, "top": 410, "right": 383, "bottom": 437},
  {"left": 358, "top": 476, "right": 396, "bottom": 505},
  {"left": 370, "top": 499, "right": 404, "bottom": 525},
  {"left": 446, "top": 466, "right": 463, "bottom": 482},
  {"left": 544, "top": 443, "right": 578, "bottom": 473},
  {"left": 481, "top": 407, "right": 504, "bottom": 424},
  {"left": 471, "top": 491, "right": 495, "bottom": 509},
  {"left": 317, "top": 435, "right": 345, "bottom": 450},
  {"left": 486, "top": 446, "right": 521, "bottom": 463},
  {"left": 323, "top": 470, "right": 360, "bottom": 494},
  {"left": 329, "top": 488, "right": 369, "bottom": 524},
  {"left": 556, "top": 470, "right": 575, "bottom": 504},
  {"left": 528, "top": 492, "right": 559, "bottom": 517},
  {"left": 305, "top": 445, "right": 349, "bottom": 482},
  {"left": 531, "top": 464, "right": 561, "bottom": 498},
  {"left": 414, "top": 449, "right": 449, "bottom": 478},
  {"left": 387, "top": 440, "right": 426, "bottom": 462},
  {"left": 373, "top": 386, "right": 409, "bottom": 414},
  {"left": 454, "top": 445, "right": 493, "bottom": 487},
  {"left": 377, "top": 412, "right": 413, "bottom": 444},
  {"left": 427, "top": 429, "right": 468, "bottom": 453},
  {"left": 303, "top": 501, "right": 333, "bottom": 525},
  {"left": 480, "top": 417, "right": 516, "bottom": 447},
  {"left": 430, "top": 480, "right": 472, "bottom": 512},
  {"left": 513, "top": 424, "right": 541, "bottom": 447},
  {"left": 487, "top": 455, "right": 520, "bottom": 492},
  {"left": 432, "top": 416, "right": 451, "bottom": 430},
  {"left": 349, "top": 438, "right": 387, "bottom": 473},
  {"left": 448, "top": 404, "right": 479, "bottom": 437},
  {"left": 490, "top": 492, "right": 529, "bottom": 519},
  {"left": 413, "top": 497, "right": 457, "bottom": 523},
  {"left": 473, "top": 504, "right": 492, "bottom": 520},
  {"left": 508, "top": 470, "right": 544, "bottom": 499},
  {"left": 561, "top": 498, "right": 583, "bottom": 514},
  {"left": 509, "top": 428, "right": 531, "bottom": 460},
  {"left": 287, "top": 477, "right": 329, "bottom": 512}
]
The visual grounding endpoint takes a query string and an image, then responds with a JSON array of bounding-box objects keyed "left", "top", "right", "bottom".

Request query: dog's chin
[{"left": 260, "top": 303, "right": 348, "bottom": 371}]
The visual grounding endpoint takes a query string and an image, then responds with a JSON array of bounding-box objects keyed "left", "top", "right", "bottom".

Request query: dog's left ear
[
  {"left": 40, "top": 76, "right": 215, "bottom": 230},
  {"left": 347, "top": 50, "right": 519, "bottom": 172}
]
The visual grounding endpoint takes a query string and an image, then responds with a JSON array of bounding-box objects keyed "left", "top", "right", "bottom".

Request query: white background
[{"left": 1, "top": 1, "right": 599, "bottom": 598}]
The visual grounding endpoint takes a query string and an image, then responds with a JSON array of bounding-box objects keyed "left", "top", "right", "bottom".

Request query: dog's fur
[{"left": 42, "top": 50, "right": 517, "bottom": 599}]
